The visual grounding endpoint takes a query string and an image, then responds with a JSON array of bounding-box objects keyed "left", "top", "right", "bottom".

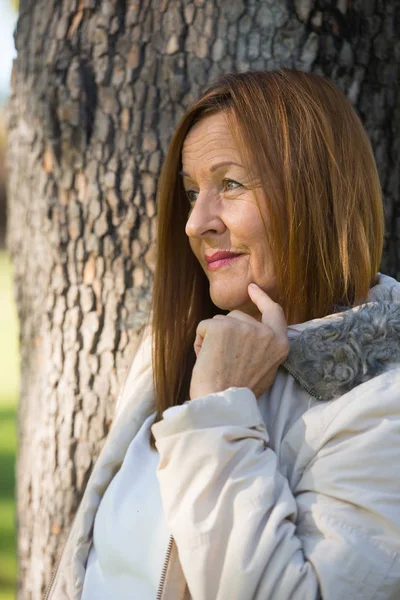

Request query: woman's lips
[{"left": 206, "top": 254, "right": 243, "bottom": 270}]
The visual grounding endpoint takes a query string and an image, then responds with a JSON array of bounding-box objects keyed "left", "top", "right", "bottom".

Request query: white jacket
[{"left": 46, "top": 274, "right": 400, "bottom": 600}]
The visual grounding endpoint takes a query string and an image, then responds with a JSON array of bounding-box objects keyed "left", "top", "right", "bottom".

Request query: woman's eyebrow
[{"left": 180, "top": 161, "right": 244, "bottom": 178}]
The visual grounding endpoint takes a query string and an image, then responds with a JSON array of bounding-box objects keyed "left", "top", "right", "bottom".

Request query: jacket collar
[{"left": 284, "top": 274, "right": 400, "bottom": 401}]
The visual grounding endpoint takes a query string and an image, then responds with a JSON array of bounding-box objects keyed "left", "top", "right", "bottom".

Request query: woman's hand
[{"left": 189, "top": 283, "right": 289, "bottom": 400}]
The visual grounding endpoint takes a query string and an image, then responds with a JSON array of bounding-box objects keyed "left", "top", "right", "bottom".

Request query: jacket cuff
[{"left": 151, "top": 387, "right": 266, "bottom": 439}]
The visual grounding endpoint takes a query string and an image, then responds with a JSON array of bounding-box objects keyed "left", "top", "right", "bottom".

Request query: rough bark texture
[{"left": 6, "top": 0, "right": 399, "bottom": 598}]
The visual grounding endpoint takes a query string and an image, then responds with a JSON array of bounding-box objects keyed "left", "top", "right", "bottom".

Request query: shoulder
[
  {"left": 129, "top": 324, "right": 153, "bottom": 374},
  {"left": 270, "top": 364, "right": 400, "bottom": 487},
  {"left": 115, "top": 325, "right": 153, "bottom": 415},
  {"left": 297, "top": 367, "right": 400, "bottom": 545},
  {"left": 280, "top": 366, "right": 400, "bottom": 593},
  {"left": 290, "top": 365, "right": 400, "bottom": 463},
  {"left": 315, "top": 365, "right": 400, "bottom": 443},
  {"left": 274, "top": 362, "right": 400, "bottom": 489}
]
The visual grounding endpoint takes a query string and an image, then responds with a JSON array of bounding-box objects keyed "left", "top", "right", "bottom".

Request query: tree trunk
[{"left": 6, "top": 0, "right": 399, "bottom": 597}]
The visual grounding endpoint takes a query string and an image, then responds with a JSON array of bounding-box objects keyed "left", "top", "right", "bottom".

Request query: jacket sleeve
[{"left": 151, "top": 376, "right": 400, "bottom": 600}]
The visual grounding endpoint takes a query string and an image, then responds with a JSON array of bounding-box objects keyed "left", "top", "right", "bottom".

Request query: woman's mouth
[{"left": 205, "top": 254, "right": 243, "bottom": 270}]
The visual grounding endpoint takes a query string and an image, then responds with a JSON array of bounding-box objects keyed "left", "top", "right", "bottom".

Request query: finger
[
  {"left": 247, "top": 283, "right": 287, "bottom": 334},
  {"left": 194, "top": 318, "right": 216, "bottom": 357},
  {"left": 195, "top": 318, "right": 212, "bottom": 340},
  {"left": 193, "top": 331, "right": 203, "bottom": 358}
]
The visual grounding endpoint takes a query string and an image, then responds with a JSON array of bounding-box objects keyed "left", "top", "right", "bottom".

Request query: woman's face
[{"left": 182, "top": 112, "right": 278, "bottom": 320}]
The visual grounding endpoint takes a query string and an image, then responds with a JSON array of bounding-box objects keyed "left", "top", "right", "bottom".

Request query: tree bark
[{"left": 6, "top": 0, "right": 399, "bottom": 597}]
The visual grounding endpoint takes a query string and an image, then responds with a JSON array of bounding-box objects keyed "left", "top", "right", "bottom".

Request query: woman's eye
[
  {"left": 223, "top": 179, "right": 242, "bottom": 191},
  {"left": 185, "top": 189, "right": 199, "bottom": 204},
  {"left": 185, "top": 179, "right": 242, "bottom": 205}
]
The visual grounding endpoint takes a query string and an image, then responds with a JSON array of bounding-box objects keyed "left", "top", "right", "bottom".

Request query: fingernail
[{"left": 249, "top": 283, "right": 258, "bottom": 289}]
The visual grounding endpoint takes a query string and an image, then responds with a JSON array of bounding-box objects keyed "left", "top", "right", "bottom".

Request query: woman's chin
[{"left": 209, "top": 287, "right": 248, "bottom": 313}]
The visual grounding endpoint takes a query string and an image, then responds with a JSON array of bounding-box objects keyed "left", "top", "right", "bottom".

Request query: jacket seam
[{"left": 317, "top": 513, "right": 399, "bottom": 560}]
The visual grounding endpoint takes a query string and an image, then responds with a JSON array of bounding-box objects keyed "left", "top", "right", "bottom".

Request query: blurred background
[{"left": 0, "top": 0, "right": 19, "bottom": 598}]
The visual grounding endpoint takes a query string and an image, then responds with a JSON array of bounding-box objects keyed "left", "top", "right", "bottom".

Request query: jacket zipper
[
  {"left": 43, "top": 526, "right": 72, "bottom": 600},
  {"left": 281, "top": 361, "right": 323, "bottom": 401},
  {"left": 156, "top": 534, "right": 174, "bottom": 600},
  {"left": 45, "top": 516, "right": 174, "bottom": 600}
]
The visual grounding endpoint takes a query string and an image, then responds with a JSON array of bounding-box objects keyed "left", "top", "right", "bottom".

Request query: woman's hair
[{"left": 149, "top": 68, "right": 384, "bottom": 444}]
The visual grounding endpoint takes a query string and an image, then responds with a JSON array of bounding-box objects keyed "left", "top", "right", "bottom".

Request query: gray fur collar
[{"left": 283, "top": 276, "right": 400, "bottom": 401}]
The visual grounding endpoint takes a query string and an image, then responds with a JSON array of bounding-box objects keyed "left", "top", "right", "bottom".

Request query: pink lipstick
[{"left": 204, "top": 251, "right": 243, "bottom": 270}]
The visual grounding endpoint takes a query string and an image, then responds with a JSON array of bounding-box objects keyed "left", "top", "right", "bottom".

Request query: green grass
[{"left": 0, "top": 250, "right": 19, "bottom": 599}]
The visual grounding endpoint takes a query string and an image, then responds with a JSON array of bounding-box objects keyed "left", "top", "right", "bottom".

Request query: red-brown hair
[{"left": 149, "top": 69, "right": 384, "bottom": 445}]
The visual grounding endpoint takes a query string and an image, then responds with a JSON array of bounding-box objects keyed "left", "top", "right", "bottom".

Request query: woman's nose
[{"left": 185, "top": 193, "right": 226, "bottom": 239}]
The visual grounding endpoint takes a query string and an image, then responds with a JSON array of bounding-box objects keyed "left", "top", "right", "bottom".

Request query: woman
[{"left": 46, "top": 69, "right": 400, "bottom": 599}]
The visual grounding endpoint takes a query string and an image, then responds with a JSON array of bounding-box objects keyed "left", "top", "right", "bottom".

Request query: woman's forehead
[{"left": 182, "top": 113, "right": 242, "bottom": 170}]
